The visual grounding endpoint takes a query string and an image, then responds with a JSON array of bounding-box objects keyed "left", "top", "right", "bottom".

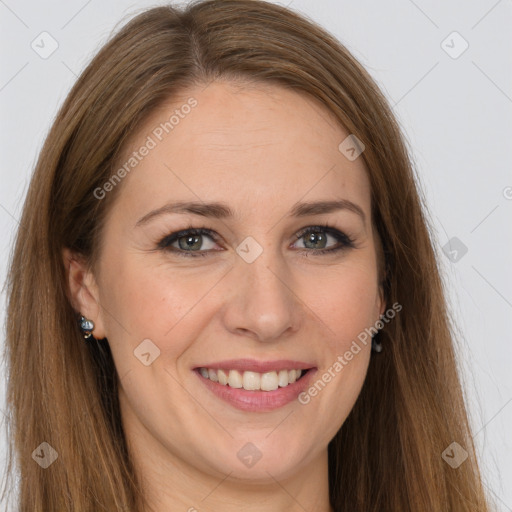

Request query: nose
[{"left": 220, "top": 247, "right": 304, "bottom": 343}]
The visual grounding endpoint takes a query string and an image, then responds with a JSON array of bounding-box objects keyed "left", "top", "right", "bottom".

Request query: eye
[
  {"left": 157, "top": 227, "right": 220, "bottom": 257},
  {"left": 292, "top": 224, "right": 355, "bottom": 255}
]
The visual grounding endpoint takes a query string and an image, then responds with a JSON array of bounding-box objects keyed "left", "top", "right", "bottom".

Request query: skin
[{"left": 64, "top": 80, "right": 385, "bottom": 512}]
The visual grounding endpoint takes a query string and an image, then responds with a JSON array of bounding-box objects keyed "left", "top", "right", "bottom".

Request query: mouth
[{"left": 192, "top": 359, "right": 317, "bottom": 412}]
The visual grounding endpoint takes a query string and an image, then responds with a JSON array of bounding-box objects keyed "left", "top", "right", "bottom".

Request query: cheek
[
  {"left": 299, "top": 258, "right": 379, "bottom": 393},
  {"left": 298, "top": 265, "right": 378, "bottom": 430},
  {"left": 98, "top": 252, "right": 226, "bottom": 365},
  {"left": 308, "top": 261, "right": 381, "bottom": 346}
]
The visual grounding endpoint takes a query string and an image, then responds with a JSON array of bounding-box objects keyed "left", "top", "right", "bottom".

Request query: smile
[{"left": 193, "top": 360, "right": 317, "bottom": 412}]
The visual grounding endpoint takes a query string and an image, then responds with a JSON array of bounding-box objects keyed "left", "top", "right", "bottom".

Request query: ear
[{"left": 62, "top": 247, "right": 107, "bottom": 340}]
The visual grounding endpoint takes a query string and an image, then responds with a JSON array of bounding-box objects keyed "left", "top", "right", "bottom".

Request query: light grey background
[{"left": 1, "top": 0, "right": 511, "bottom": 510}]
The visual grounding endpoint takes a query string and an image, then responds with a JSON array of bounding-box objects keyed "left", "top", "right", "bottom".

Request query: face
[{"left": 67, "top": 80, "right": 385, "bottom": 485}]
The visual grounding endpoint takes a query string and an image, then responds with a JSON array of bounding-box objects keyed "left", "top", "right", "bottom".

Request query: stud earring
[
  {"left": 371, "top": 333, "right": 383, "bottom": 353},
  {"left": 79, "top": 315, "right": 95, "bottom": 339}
]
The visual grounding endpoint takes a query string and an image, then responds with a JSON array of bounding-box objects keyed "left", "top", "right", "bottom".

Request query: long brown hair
[{"left": 2, "top": 1, "right": 493, "bottom": 510}]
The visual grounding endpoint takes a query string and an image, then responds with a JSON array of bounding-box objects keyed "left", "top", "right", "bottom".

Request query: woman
[{"left": 2, "top": 0, "right": 493, "bottom": 510}]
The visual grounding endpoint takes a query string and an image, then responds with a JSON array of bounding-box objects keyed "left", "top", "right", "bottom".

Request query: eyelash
[{"left": 156, "top": 223, "right": 355, "bottom": 258}]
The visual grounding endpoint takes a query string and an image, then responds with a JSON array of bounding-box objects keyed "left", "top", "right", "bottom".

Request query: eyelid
[{"left": 293, "top": 224, "right": 352, "bottom": 242}]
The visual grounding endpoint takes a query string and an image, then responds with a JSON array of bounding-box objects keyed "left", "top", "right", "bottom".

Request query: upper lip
[{"left": 194, "top": 359, "right": 316, "bottom": 373}]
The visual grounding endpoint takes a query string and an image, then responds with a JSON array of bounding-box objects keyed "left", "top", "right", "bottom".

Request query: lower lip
[{"left": 194, "top": 369, "right": 317, "bottom": 412}]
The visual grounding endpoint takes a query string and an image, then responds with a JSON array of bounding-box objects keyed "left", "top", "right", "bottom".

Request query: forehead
[{"left": 112, "top": 80, "right": 371, "bottom": 222}]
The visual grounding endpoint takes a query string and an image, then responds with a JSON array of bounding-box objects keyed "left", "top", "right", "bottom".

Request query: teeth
[
  {"left": 228, "top": 369, "right": 243, "bottom": 388},
  {"left": 199, "top": 368, "right": 305, "bottom": 391},
  {"left": 217, "top": 369, "right": 228, "bottom": 385},
  {"left": 243, "top": 371, "right": 260, "bottom": 390},
  {"left": 260, "top": 372, "right": 279, "bottom": 391}
]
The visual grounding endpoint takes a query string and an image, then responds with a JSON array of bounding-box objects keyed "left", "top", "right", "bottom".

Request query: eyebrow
[{"left": 135, "top": 199, "right": 366, "bottom": 227}]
